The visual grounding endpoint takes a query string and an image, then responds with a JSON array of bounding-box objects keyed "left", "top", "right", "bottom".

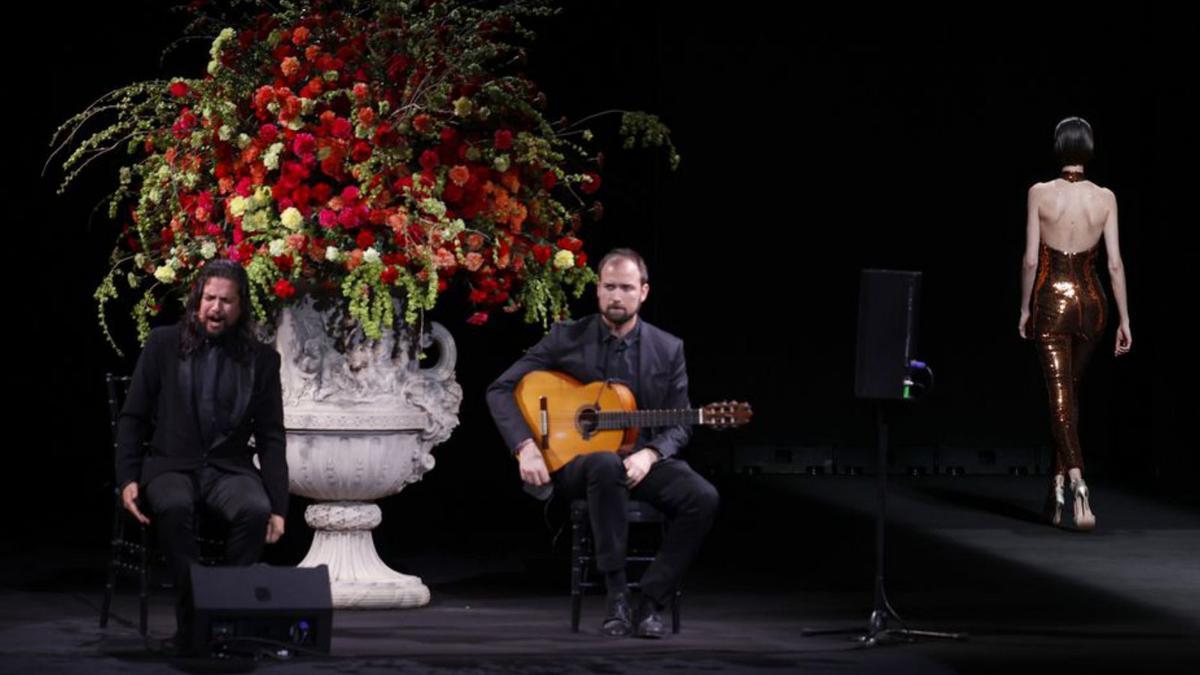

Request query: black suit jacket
[
  {"left": 115, "top": 324, "right": 289, "bottom": 517},
  {"left": 486, "top": 314, "right": 692, "bottom": 459}
]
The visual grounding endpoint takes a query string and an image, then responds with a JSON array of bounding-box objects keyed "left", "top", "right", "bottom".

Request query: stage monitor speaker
[
  {"left": 855, "top": 269, "right": 921, "bottom": 400},
  {"left": 190, "top": 563, "right": 332, "bottom": 657}
]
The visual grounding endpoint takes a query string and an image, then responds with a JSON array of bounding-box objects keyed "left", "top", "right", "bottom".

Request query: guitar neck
[{"left": 596, "top": 409, "right": 703, "bottom": 431}]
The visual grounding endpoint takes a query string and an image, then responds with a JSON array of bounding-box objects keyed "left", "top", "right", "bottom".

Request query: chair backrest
[{"left": 105, "top": 374, "right": 132, "bottom": 454}]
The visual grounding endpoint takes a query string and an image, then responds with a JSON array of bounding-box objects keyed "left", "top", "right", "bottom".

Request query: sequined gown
[{"left": 1030, "top": 240, "right": 1107, "bottom": 472}]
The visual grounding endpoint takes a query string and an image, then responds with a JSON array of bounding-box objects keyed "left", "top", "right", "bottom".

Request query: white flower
[
  {"left": 363, "top": 248, "right": 381, "bottom": 264},
  {"left": 493, "top": 154, "right": 510, "bottom": 172},
  {"left": 200, "top": 241, "right": 218, "bottom": 259},
  {"left": 325, "top": 246, "right": 341, "bottom": 262},
  {"left": 147, "top": 188, "right": 162, "bottom": 204},
  {"left": 269, "top": 239, "right": 287, "bottom": 257},
  {"left": 156, "top": 165, "right": 171, "bottom": 181},
  {"left": 236, "top": 133, "right": 251, "bottom": 149},
  {"left": 553, "top": 250, "right": 575, "bottom": 270},
  {"left": 126, "top": 273, "right": 139, "bottom": 288},
  {"left": 218, "top": 126, "right": 233, "bottom": 142},
  {"left": 280, "top": 207, "right": 304, "bottom": 230},
  {"left": 153, "top": 265, "right": 176, "bottom": 283},
  {"left": 253, "top": 186, "right": 273, "bottom": 209},
  {"left": 264, "top": 142, "right": 284, "bottom": 170},
  {"left": 229, "top": 196, "right": 248, "bottom": 217},
  {"left": 134, "top": 253, "right": 147, "bottom": 269}
]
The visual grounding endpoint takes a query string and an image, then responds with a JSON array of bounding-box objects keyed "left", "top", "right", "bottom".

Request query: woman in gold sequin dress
[{"left": 1018, "top": 117, "right": 1132, "bottom": 531}]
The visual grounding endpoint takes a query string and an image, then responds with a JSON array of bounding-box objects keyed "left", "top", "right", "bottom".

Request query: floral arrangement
[{"left": 52, "top": 0, "right": 677, "bottom": 350}]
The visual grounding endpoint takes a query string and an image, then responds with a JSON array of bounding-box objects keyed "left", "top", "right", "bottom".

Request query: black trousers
[
  {"left": 553, "top": 453, "right": 718, "bottom": 606},
  {"left": 144, "top": 466, "right": 272, "bottom": 635}
]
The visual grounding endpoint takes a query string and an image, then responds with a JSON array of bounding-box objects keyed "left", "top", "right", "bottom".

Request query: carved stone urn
[{"left": 274, "top": 298, "right": 461, "bottom": 608}]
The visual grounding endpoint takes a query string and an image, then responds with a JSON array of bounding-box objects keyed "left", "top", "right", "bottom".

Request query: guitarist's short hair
[{"left": 598, "top": 248, "right": 649, "bottom": 284}]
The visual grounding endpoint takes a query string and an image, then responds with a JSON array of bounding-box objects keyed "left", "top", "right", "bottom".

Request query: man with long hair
[{"left": 115, "top": 259, "right": 288, "bottom": 651}]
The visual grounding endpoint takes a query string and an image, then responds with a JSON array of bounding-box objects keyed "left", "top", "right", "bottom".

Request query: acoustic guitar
[{"left": 514, "top": 370, "right": 752, "bottom": 472}]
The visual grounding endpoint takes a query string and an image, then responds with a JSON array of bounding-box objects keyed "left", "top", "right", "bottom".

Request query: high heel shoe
[
  {"left": 1071, "top": 479, "right": 1096, "bottom": 531},
  {"left": 1044, "top": 474, "right": 1065, "bottom": 526}
]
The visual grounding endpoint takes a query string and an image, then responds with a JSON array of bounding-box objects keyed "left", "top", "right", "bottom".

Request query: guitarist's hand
[
  {"left": 624, "top": 449, "right": 659, "bottom": 488},
  {"left": 516, "top": 440, "right": 551, "bottom": 486}
]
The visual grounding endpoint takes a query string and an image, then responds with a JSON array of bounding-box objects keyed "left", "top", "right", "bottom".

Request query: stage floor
[{"left": 3, "top": 476, "right": 1198, "bottom": 673}]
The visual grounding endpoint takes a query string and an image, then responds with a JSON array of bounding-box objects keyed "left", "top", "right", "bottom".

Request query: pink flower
[
  {"left": 467, "top": 311, "right": 489, "bottom": 326},
  {"left": 293, "top": 133, "right": 316, "bottom": 159}
]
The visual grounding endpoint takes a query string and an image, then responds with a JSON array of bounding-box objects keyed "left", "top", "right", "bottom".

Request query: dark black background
[{"left": 11, "top": 3, "right": 1183, "bottom": 568}]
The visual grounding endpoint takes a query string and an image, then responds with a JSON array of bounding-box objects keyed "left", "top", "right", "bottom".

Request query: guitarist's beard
[{"left": 602, "top": 304, "right": 637, "bottom": 326}]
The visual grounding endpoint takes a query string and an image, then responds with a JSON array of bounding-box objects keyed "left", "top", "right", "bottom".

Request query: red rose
[
  {"left": 532, "top": 245, "right": 552, "bottom": 265},
  {"left": 258, "top": 124, "right": 279, "bottom": 143},
  {"left": 237, "top": 241, "right": 255, "bottom": 263},
  {"left": 419, "top": 150, "right": 440, "bottom": 171},
  {"left": 412, "top": 113, "right": 432, "bottom": 134},
  {"left": 437, "top": 278, "right": 449, "bottom": 293},
  {"left": 494, "top": 129, "right": 513, "bottom": 150},
  {"left": 469, "top": 289, "right": 488, "bottom": 304},
  {"left": 576, "top": 252, "right": 588, "bottom": 268},
  {"left": 443, "top": 183, "right": 464, "bottom": 204},
  {"left": 331, "top": 118, "right": 353, "bottom": 139},
  {"left": 380, "top": 265, "right": 399, "bottom": 285},
  {"left": 274, "top": 255, "right": 294, "bottom": 274},
  {"left": 556, "top": 236, "right": 583, "bottom": 253},
  {"left": 169, "top": 81, "right": 189, "bottom": 98},
  {"left": 467, "top": 311, "right": 489, "bottom": 326},
  {"left": 356, "top": 230, "right": 376, "bottom": 249},
  {"left": 542, "top": 171, "right": 557, "bottom": 191},
  {"left": 351, "top": 140, "right": 372, "bottom": 163},
  {"left": 274, "top": 279, "right": 297, "bottom": 299},
  {"left": 579, "top": 172, "right": 601, "bottom": 195}
]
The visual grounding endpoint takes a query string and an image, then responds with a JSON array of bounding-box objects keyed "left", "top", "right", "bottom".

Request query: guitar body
[{"left": 514, "top": 370, "right": 639, "bottom": 472}]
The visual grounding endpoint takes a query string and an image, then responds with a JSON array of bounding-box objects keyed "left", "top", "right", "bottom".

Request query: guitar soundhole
[{"left": 576, "top": 406, "right": 599, "bottom": 440}]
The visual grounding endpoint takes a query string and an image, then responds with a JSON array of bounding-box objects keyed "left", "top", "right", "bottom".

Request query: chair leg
[
  {"left": 100, "top": 504, "right": 122, "bottom": 629},
  {"left": 570, "top": 517, "right": 584, "bottom": 632},
  {"left": 138, "top": 524, "right": 149, "bottom": 636}
]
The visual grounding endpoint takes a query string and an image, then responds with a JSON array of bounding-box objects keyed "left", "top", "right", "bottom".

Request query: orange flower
[
  {"left": 449, "top": 165, "right": 470, "bottom": 187},
  {"left": 499, "top": 171, "right": 520, "bottom": 194}
]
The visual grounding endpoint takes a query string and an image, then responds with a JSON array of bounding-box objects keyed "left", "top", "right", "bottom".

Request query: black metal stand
[{"left": 804, "top": 405, "right": 967, "bottom": 646}]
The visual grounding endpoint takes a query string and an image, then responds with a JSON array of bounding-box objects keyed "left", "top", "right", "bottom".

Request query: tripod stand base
[{"left": 803, "top": 609, "right": 968, "bottom": 645}]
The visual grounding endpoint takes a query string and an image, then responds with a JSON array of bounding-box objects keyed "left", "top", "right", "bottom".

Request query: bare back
[{"left": 1032, "top": 178, "right": 1113, "bottom": 252}]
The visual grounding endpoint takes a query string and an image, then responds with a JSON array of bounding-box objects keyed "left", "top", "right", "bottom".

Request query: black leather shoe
[
  {"left": 600, "top": 592, "right": 632, "bottom": 637},
  {"left": 633, "top": 596, "right": 667, "bottom": 639}
]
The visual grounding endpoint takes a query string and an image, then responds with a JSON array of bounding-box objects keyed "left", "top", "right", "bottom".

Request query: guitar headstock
[{"left": 701, "top": 401, "right": 753, "bottom": 429}]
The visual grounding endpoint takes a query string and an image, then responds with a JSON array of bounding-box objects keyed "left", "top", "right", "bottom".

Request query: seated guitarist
[{"left": 486, "top": 248, "right": 719, "bottom": 639}]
